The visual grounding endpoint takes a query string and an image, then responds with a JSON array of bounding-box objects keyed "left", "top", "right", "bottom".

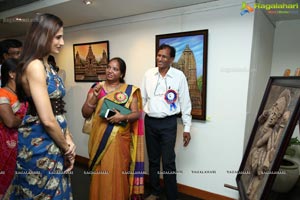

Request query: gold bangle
[
  {"left": 87, "top": 102, "right": 96, "bottom": 108},
  {"left": 93, "top": 91, "right": 98, "bottom": 98}
]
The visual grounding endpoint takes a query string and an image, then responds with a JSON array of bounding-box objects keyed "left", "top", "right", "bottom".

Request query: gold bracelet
[
  {"left": 87, "top": 102, "right": 96, "bottom": 108},
  {"left": 93, "top": 91, "right": 98, "bottom": 98}
]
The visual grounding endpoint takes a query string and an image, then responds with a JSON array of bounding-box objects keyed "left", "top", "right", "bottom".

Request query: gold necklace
[{"left": 104, "top": 82, "right": 121, "bottom": 93}]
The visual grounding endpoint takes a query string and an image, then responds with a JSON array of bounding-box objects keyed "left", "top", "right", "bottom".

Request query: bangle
[
  {"left": 87, "top": 102, "right": 96, "bottom": 108},
  {"left": 93, "top": 91, "right": 98, "bottom": 98}
]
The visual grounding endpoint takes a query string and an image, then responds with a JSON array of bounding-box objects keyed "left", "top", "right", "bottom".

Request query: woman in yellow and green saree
[{"left": 82, "top": 57, "right": 144, "bottom": 200}]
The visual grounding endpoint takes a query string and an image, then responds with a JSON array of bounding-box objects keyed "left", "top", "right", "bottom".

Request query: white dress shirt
[{"left": 141, "top": 67, "right": 192, "bottom": 132}]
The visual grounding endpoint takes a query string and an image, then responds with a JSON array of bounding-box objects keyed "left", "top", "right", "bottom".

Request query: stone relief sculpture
[{"left": 246, "top": 89, "right": 291, "bottom": 200}]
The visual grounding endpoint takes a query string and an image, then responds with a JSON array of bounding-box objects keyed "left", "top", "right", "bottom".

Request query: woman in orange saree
[
  {"left": 0, "top": 59, "right": 27, "bottom": 198},
  {"left": 82, "top": 57, "right": 144, "bottom": 200}
]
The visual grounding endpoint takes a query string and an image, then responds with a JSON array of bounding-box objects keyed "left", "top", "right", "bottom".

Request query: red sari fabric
[{"left": 0, "top": 88, "right": 27, "bottom": 195}]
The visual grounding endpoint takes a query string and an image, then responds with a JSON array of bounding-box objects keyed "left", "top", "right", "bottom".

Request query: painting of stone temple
[
  {"left": 156, "top": 30, "right": 208, "bottom": 120},
  {"left": 73, "top": 41, "right": 109, "bottom": 81}
]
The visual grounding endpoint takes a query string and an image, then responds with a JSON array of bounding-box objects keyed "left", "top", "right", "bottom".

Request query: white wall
[
  {"left": 244, "top": 9, "right": 275, "bottom": 150},
  {"left": 270, "top": 19, "right": 300, "bottom": 172},
  {"left": 271, "top": 20, "right": 300, "bottom": 76},
  {"left": 57, "top": 1, "right": 254, "bottom": 198},
  {"left": 271, "top": 19, "right": 300, "bottom": 139}
]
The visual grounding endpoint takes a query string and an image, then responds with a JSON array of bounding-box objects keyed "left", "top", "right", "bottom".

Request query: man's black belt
[{"left": 146, "top": 114, "right": 179, "bottom": 119}]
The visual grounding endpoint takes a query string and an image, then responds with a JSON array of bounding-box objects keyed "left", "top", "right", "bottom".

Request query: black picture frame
[
  {"left": 73, "top": 40, "right": 109, "bottom": 82},
  {"left": 236, "top": 76, "right": 300, "bottom": 200},
  {"left": 156, "top": 30, "right": 208, "bottom": 120}
]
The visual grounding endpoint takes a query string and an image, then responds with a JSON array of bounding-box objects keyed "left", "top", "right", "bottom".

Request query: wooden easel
[
  {"left": 224, "top": 183, "right": 238, "bottom": 191},
  {"left": 224, "top": 68, "right": 300, "bottom": 195}
]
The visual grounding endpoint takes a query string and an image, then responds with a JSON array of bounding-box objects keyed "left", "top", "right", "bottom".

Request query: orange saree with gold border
[{"left": 88, "top": 84, "right": 144, "bottom": 200}]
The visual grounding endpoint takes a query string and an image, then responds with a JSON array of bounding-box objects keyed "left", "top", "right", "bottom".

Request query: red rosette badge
[{"left": 114, "top": 92, "right": 128, "bottom": 104}]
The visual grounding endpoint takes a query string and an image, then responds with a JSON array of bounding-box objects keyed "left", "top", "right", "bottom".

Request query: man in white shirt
[{"left": 142, "top": 44, "right": 192, "bottom": 200}]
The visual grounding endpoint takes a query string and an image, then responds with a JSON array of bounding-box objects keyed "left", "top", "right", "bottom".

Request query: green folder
[{"left": 99, "top": 98, "right": 131, "bottom": 126}]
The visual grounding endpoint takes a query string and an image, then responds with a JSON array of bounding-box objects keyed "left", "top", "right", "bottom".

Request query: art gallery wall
[
  {"left": 271, "top": 20, "right": 300, "bottom": 77},
  {"left": 244, "top": 9, "right": 275, "bottom": 151},
  {"left": 270, "top": 19, "right": 300, "bottom": 172},
  {"left": 244, "top": 17, "right": 300, "bottom": 177},
  {"left": 57, "top": 0, "right": 254, "bottom": 199},
  {"left": 271, "top": 19, "right": 300, "bottom": 139}
]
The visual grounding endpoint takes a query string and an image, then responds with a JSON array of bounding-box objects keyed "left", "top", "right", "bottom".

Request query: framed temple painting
[
  {"left": 73, "top": 40, "right": 109, "bottom": 82},
  {"left": 236, "top": 77, "right": 300, "bottom": 200},
  {"left": 156, "top": 30, "right": 208, "bottom": 120}
]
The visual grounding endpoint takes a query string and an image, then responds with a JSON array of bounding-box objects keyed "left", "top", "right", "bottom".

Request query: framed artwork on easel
[{"left": 236, "top": 76, "right": 300, "bottom": 200}]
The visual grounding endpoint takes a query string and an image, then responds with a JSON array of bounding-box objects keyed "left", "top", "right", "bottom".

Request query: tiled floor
[
  {"left": 71, "top": 163, "right": 300, "bottom": 200},
  {"left": 144, "top": 184, "right": 201, "bottom": 200},
  {"left": 71, "top": 164, "right": 90, "bottom": 199},
  {"left": 71, "top": 163, "right": 201, "bottom": 200}
]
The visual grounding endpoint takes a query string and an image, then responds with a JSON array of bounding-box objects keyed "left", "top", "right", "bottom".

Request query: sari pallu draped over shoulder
[
  {"left": 0, "top": 88, "right": 27, "bottom": 196},
  {"left": 88, "top": 84, "right": 144, "bottom": 200}
]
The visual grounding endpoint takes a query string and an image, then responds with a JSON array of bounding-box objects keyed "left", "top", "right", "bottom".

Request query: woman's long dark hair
[
  {"left": 1, "top": 58, "right": 18, "bottom": 87},
  {"left": 16, "top": 13, "right": 63, "bottom": 101}
]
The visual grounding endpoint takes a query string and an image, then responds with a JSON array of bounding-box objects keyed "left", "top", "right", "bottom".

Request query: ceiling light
[{"left": 83, "top": 0, "right": 93, "bottom": 5}]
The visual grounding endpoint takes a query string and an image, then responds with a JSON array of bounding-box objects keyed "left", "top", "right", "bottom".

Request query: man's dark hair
[
  {"left": 158, "top": 44, "right": 176, "bottom": 58},
  {"left": 0, "top": 39, "right": 23, "bottom": 63},
  {"left": 0, "top": 41, "right": 4, "bottom": 63},
  {"left": 1, "top": 39, "right": 22, "bottom": 54}
]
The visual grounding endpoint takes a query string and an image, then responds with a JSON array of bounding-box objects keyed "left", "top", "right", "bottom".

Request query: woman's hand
[
  {"left": 82, "top": 81, "right": 104, "bottom": 118},
  {"left": 64, "top": 145, "right": 75, "bottom": 173},
  {"left": 64, "top": 129, "right": 76, "bottom": 173},
  {"left": 66, "top": 138, "right": 76, "bottom": 157},
  {"left": 107, "top": 109, "right": 125, "bottom": 124},
  {"left": 64, "top": 154, "right": 75, "bottom": 173},
  {"left": 93, "top": 81, "right": 104, "bottom": 97},
  {"left": 106, "top": 92, "right": 140, "bottom": 125}
]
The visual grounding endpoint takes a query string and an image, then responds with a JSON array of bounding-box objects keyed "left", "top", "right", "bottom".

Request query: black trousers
[{"left": 145, "top": 114, "right": 178, "bottom": 200}]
